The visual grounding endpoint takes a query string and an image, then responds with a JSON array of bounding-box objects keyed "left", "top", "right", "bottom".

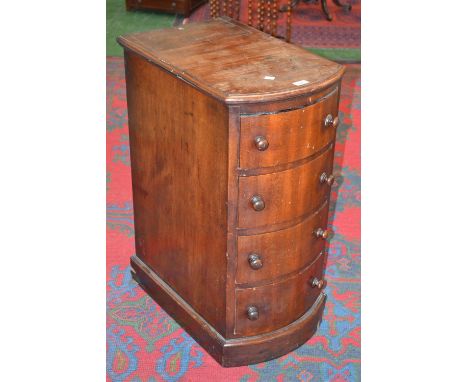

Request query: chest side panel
[{"left": 124, "top": 50, "right": 229, "bottom": 335}]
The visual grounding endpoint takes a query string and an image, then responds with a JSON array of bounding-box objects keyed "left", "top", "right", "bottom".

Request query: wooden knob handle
[
  {"left": 324, "top": 114, "right": 339, "bottom": 128},
  {"left": 250, "top": 195, "right": 265, "bottom": 211},
  {"left": 333, "top": 116, "right": 339, "bottom": 128},
  {"left": 254, "top": 136, "right": 269, "bottom": 151},
  {"left": 320, "top": 172, "right": 335, "bottom": 186},
  {"left": 248, "top": 253, "right": 263, "bottom": 270},
  {"left": 247, "top": 306, "right": 259, "bottom": 320},
  {"left": 315, "top": 228, "right": 329, "bottom": 239},
  {"left": 310, "top": 277, "right": 325, "bottom": 289}
]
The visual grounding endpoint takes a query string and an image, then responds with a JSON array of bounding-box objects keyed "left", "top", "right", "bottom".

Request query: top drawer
[{"left": 239, "top": 89, "right": 339, "bottom": 169}]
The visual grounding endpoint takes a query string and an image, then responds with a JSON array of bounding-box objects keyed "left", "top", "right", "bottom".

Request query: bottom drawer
[
  {"left": 234, "top": 252, "right": 326, "bottom": 337},
  {"left": 127, "top": 0, "right": 187, "bottom": 13}
]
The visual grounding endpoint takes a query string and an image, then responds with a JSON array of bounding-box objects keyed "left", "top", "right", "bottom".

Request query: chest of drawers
[
  {"left": 126, "top": 0, "right": 206, "bottom": 17},
  {"left": 118, "top": 17, "right": 345, "bottom": 367}
]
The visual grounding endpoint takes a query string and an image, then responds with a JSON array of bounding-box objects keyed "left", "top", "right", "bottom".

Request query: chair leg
[
  {"left": 321, "top": 0, "right": 333, "bottom": 21},
  {"left": 332, "top": 0, "right": 352, "bottom": 12}
]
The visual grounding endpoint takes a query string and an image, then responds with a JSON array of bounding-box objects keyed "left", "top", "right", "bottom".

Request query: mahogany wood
[
  {"left": 240, "top": 89, "right": 339, "bottom": 169},
  {"left": 236, "top": 201, "right": 330, "bottom": 285},
  {"left": 124, "top": 50, "right": 229, "bottom": 335},
  {"left": 234, "top": 252, "right": 326, "bottom": 337},
  {"left": 238, "top": 144, "right": 335, "bottom": 229},
  {"left": 131, "top": 254, "right": 327, "bottom": 367},
  {"left": 118, "top": 17, "right": 344, "bottom": 367},
  {"left": 117, "top": 17, "right": 345, "bottom": 104},
  {"left": 126, "top": 0, "right": 206, "bottom": 17}
]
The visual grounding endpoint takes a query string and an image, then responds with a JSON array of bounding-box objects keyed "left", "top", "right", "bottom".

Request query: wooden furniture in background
[
  {"left": 210, "top": 0, "right": 287, "bottom": 39},
  {"left": 283, "top": 0, "right": 352, "bottom": 21},
  {"left": 209, "top": 0, "right": 353, "bottom": 42},
  {"left": 126, "top": 0, "right": 206, "bottom": 17},
  {"left": 118, "top": 17, "right": 345, "bottom": 367}
]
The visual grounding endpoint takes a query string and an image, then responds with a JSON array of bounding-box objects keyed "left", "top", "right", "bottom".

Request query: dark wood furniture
[
  {"left": 126, "top": 0, "right": 206, "bottom": 17},
  {"left": 209, "top": 0, "right": 352, "bottom": 42},
  {"left": 282, "top": 0, "right": 352, "bottom": 22},
  {"left": 118, "top": 17, "right": 345, "bottom": 367}
]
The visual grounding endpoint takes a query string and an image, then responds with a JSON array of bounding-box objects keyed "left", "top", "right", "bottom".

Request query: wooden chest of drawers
[
  {"left": 118, "top": 17, "right": 345, "bottom": 367},
  {"left": 126, "top": 0, "right": 206, "bottom": 17}
]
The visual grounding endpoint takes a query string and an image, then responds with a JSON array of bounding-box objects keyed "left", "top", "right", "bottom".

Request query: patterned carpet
[
  {"left": 187, "top": 0, "right": 360, "bottom": 48},
  {"left": 106, "top": 56, "right": 361, "bottom": 381}
]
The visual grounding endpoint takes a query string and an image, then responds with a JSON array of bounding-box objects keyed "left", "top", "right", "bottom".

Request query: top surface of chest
[{"left": 117, "top": 17, "right": 344, "bottom": 104}]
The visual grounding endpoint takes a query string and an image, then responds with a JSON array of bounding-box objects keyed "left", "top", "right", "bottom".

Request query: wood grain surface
[
  {"left": 118, "top": 17, "right": 345, "bottom": 103},
  {"left": 240, "top": 89, "right": 339, "bottom": 169},
  {"left": 236, "top": 201, "right": 330, "bottom": 285},
  {"left": 131, "top": 254, "right": 327, "bottom": 367},
  {"left": 125, "top": 50, "right": 229, "bottom": 336},
  {"left": 118, "top": 18, "right": 345, "bottom": 366},
  {"left": 238, "top": 144, "right": 335, "bottom": 229},
  {"left": 234, "top": 252, "right": 326, "bottom": 337}
]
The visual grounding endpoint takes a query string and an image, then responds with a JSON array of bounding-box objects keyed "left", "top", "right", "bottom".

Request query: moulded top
[{"left": 117, "top": 17, "right": 345, "bottom": 104}]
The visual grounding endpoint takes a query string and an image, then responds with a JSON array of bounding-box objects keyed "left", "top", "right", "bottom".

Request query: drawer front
[
  {"left": 237, "top": 202, "right": 329, "bottom": 285},
  {"left": 238, "top": 145, "right": 334, "bottom": 229},
  {"left": 239, "top": 90, "right": 339, "bottom": 169},
  {"left": 235, "top": 252, "right": 326, "bottom": 337}
]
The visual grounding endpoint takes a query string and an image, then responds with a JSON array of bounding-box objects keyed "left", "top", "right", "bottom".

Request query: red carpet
[
  {"left": 107, "top": 57, "right": 360, "bottom": 381},
  {"left": 187, "top": 0, "right": 360, "bottom": 48}
]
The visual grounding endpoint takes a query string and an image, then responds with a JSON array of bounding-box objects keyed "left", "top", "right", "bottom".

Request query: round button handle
[
  {"left": 315, "top": 228, "right": 330, "bottom": 239},
  {"left": 250, "top": 195, "right": 265, "bottom": 211},
  {"left": 324, "top": 114, "right": 340, "bottom": 128},
  {"left": 310, "top": 277, "right": 325, "bottom": 289},
  {"left": 254, "top": 136, "right": 269, "bottom": 151},
  {"left": 248, "top": 253, "right": 263, "bottom": 270},
  {"left": 247, "top": 306, "right": 259, "bottom": 320},
  {"left": 320, "top": 172, "right": 335, "bottom": 186}
]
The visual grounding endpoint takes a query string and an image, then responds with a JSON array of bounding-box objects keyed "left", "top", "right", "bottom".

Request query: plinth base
[{"left": 130, "top": 255, "right": 327, "bottom": 367}]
